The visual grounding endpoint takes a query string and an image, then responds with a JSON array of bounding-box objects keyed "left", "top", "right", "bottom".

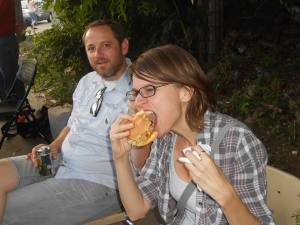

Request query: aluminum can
[{"left": 36, "top": 145, "right": 53, "bottom": 176}]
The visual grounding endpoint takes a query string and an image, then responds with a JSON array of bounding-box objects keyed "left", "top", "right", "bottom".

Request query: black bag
[{"left": 16, "top": 106, "right": 52, "bottom": 140}]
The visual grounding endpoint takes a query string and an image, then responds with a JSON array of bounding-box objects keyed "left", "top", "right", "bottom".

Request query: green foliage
[
  {"left": 30, "top": 0, "right": 205, "bottom": 102},
  {"left": 297, "top": 210, "right": 300, "bottom": 225},
  {"left": 31, "top": 23, "right": 89, "bottom": 103},
  {"left": 214, "top": 30, "right": 300, "bottom": 147}
]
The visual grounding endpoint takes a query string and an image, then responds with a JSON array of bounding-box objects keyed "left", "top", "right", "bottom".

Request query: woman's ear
[
  {"left": 179, "top": 86, "right": 194, "bottom": 102},
  {"left": 121, "top": 38, "right": 129, "bottom": 55}
]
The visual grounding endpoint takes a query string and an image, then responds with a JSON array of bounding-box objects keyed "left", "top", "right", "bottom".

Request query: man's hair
[
  {"left": 82, "top": 19, "right": 126, "bottom": 45},
  {"left": 131, "top": 44, "right": 217, "bottom": 131}
]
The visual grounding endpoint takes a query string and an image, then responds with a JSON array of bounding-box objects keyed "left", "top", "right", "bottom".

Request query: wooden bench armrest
[{"left": 84, "top": 211, "right": 127, "bottom": 225}]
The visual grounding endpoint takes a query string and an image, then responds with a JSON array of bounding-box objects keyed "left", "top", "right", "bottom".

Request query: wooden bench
[
  {"left": 86, "top": 166, "right": 300, "bottom": 225},
  {"left": 84, "top": 211, "right": 129, "bottom": 225},
  {"left": 266, "top": 165, "right": 300, "bottom": 225}
]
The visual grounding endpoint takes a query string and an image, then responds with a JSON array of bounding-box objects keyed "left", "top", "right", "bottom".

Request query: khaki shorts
[{"left": 9, "top": 155, "right": 50, "bottom": 188}]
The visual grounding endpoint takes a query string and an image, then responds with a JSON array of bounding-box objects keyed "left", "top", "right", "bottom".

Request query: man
[
  {"left": 0, "top": 19, "right": 132, "bottom": 225},
  {"left": 0, "top": 0, "right": 25, "bottom": 101}
]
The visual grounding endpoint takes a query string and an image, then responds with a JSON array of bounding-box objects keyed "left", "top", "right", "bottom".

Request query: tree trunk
[
  {"left": 207, "top": 0, "right": 223, "bottom": 64},
  {"left": 196, "top": 0, "right": 223, "bottom": 64}
]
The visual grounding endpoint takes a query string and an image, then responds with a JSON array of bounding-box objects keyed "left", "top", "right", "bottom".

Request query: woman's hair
[
  {"left": 130, "top": 44, "right": 216, "bottom": 131},
  {"left": 82, "top": 19, "right": 126, "bottom": 45}
]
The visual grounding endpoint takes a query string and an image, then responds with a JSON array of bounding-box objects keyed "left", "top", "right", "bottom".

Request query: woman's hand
[
  {"left": 110, "top": 114, "right": 134, "bottom": 161},
  {"left": 182, "top": 145, "right": 235, "bottom": 207}
]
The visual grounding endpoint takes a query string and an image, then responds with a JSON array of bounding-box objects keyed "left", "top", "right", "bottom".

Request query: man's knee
[{"left": 0, "top": 159, "right": 19, "bottom": 193}]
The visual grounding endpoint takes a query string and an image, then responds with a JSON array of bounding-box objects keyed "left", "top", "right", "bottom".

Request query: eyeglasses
[
  {"left": 126, "top": 84, "right": 168, "bottom": 101},
  {"left": 90, "top": 87, "right": 107, "bottom": 117}
]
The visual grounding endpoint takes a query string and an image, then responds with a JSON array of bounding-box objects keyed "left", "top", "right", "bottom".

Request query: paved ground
[
  {"left": 0, "top": 121, "right": 46, "bottom": 158},
  {"left": 25, "top": 20, "right": 52, "bottom": 35}
]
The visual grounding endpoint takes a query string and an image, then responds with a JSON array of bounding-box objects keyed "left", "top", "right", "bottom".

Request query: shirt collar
[{"left": 194, "top": 110, "right": 211, "bottom": 143}]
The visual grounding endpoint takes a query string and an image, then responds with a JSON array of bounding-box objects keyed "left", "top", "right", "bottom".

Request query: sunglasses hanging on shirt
[{"left": 90, "top": 87, "right": 107, "bottom": 117}]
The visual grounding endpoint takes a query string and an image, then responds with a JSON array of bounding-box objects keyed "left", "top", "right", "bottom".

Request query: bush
[
  {"left": 32, "top": 23, "right": 88, "bottom": 103},
  {"left": 30, "top": 0, "right": 212, "bottom": 102}
]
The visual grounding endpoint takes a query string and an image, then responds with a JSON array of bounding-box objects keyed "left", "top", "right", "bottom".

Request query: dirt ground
[
  {"left": 217, "top": 4, "right": 300, "bottom": 179},
  {"left": 256, "top": 127, "right": 300, "bottom": 178}
]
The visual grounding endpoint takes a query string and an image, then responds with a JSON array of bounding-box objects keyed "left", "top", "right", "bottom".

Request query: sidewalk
[
  {"left": 0, "top": 121, "right": 46, "bottom": 158},
  {"left": 0, "top": 92, "right": 48, "bottom": 157}
]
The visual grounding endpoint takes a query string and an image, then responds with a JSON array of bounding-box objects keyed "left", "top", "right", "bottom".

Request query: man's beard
[
  {"left": 95, "top": 60, "right": 125, "bottom": 79},
  {"left": 101, "top": 67, "right": 117, "bottom": 79}
]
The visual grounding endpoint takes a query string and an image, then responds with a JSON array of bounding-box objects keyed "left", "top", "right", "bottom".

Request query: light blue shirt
[{"left": 55, "top": 62, "right": 131, "bottom": 189}]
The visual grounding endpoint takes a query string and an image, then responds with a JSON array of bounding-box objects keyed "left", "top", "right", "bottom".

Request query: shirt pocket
[
  {"left": 89, "top": 101, "right": 127, "bottom": 137},
  {"left": 73, "top": 89, "right": 93, "bottom": 115}
]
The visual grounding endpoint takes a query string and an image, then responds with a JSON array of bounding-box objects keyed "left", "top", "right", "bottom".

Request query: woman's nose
[{"left": 134, "top": 94, "right": 148, "bottom": 108}]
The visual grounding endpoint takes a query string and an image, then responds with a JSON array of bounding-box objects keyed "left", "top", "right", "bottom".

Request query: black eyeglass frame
[
  {"left": 126, "top": 84, "right": 168, "bottom": 101},
  {"left": 90, "top": 87, "right": 107, "bottom": 117}
]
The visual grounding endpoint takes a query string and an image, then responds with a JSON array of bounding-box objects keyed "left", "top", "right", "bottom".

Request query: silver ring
[{"left": 192, "top": 150, "right": 202, "bottom": 161}]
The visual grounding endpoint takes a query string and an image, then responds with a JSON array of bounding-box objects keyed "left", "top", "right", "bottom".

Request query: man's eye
[
  {"left": 87, "top": 46, "right": 96, "bottom": 52},
  {"left": 102, "top": 43, "right": 111, "bottom": 48}
]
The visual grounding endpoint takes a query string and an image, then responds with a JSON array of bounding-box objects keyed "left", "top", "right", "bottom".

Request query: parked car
[{"left": 21, "top": 0, "right": 52, "bottom": 27}]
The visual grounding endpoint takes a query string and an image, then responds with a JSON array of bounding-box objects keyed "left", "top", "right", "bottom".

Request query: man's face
[{"left": 84, "top": 25, "right": 129, "bottom": 80}]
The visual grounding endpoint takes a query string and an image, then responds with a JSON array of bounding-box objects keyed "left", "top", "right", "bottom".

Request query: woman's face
[{"left": 131, "top": 76, "right": 190, "bottom": 137}]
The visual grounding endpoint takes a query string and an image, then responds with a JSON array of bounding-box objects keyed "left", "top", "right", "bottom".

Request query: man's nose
[{"left": 95, "top": 47, "right": 104, "bottom": 57}]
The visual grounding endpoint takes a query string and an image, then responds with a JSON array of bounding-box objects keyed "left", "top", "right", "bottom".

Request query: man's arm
[
  {"left": 29, "top": 126, "right": 70, "bottom": 166},
  {"left": 50, "top": 126, "right": 70, "bottom": 152}
]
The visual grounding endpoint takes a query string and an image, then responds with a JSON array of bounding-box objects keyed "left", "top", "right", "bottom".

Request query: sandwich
[{"left": 128, "top": 110, "right": 158, "bottom": 147}]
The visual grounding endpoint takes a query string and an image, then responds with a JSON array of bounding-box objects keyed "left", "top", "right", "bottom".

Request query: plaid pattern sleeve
[
  {"left": 206, "top": 112, "right": 275, "bottom": 225},
  {"left": 136, "top": 133, "right": 178, "bottom": 222},
  {"left": 229, "top": 126, "right": 275, "bottom": 224},
  {"left": 136, "top": 138, "right": 165, "bottom": 209}
]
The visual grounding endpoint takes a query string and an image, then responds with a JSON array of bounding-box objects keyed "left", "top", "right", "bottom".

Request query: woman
[
  {"left": 27, "top": 0, "right": 38, "bottom": 29},
  {"left": 110, "top": 44, "right": 275, "bottom": 225}
]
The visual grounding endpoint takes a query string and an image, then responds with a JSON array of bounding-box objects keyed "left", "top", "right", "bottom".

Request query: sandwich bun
[{"left": 128, "top": 110, "right": 158, "bottom": 147}]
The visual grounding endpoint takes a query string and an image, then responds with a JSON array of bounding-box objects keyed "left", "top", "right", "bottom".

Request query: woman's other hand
[{"left": 182, "top": 145, "right": 235, "bottom": 207}]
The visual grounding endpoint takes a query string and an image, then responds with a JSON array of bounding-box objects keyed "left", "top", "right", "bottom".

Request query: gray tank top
[{"left": 169, "top": 136, "right": 197, "bottom": 224}]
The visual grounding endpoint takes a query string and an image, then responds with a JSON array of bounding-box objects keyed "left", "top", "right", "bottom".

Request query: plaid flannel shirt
[{"left": 136, "top": 111, "right": 275, "bottom": 225}]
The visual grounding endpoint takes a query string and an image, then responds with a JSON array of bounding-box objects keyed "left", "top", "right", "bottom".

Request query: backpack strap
[
  {"left": 176, "top": 181, "right": 197, "bottom": 215},
  {"left": 175, "top": 123, "right": 236, "bottom": 217},
  {"left": 211, "top": 123, "right": 236, "bottom": 156}
]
